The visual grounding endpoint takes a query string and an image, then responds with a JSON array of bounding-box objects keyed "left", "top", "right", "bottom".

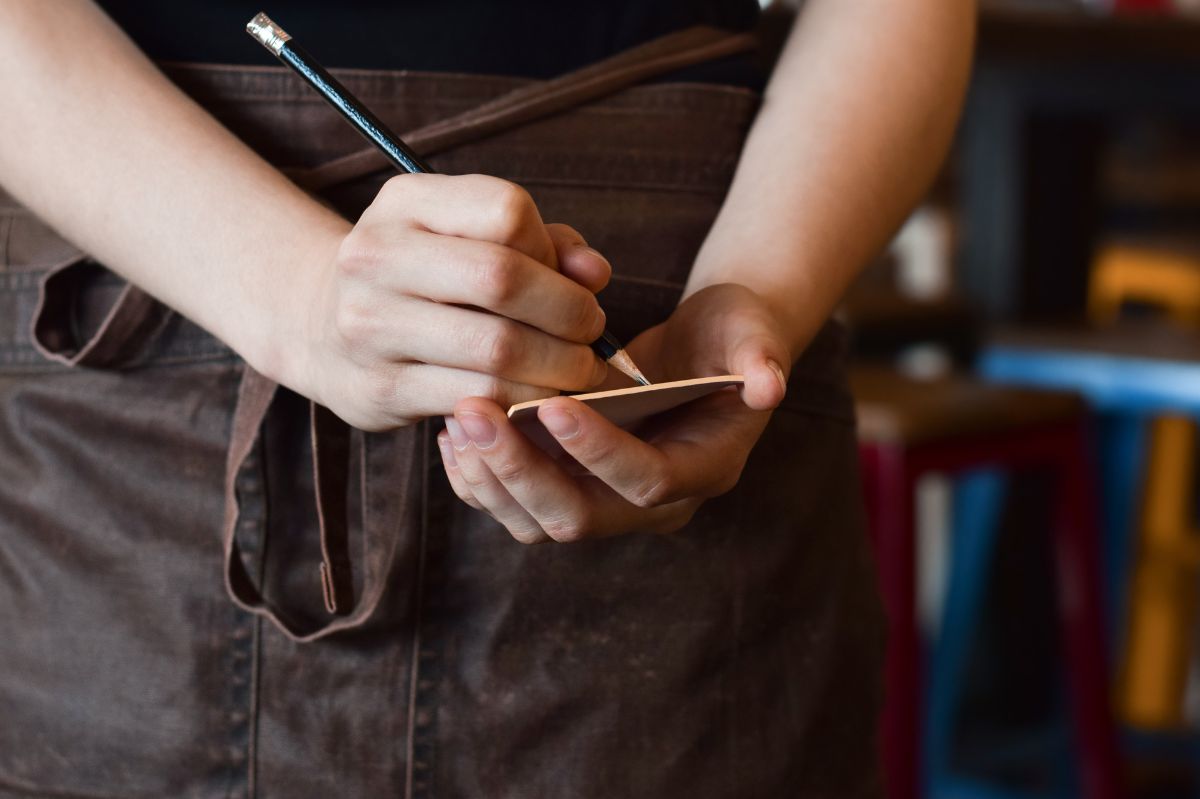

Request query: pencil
[{"left": 246, "top": 12, "right": 651, "bottom": 387}]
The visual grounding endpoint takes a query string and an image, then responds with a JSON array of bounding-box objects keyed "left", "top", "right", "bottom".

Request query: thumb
[{"left": 728, "top": 331, "right": 790, "bottom": 412}]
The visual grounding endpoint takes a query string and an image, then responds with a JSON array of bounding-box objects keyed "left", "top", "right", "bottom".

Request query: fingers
[
  {"left": 357, "top": 364, "right": 554, "bottom": 427},
  {"left": 377, "top": 176, "right": 612, "bottom": 297},
  {"left": 445, "top": 398, "right": 687, "bottom": 542},
  {"left": 436, "top": 430, "right": 483, "bottom": 510},
  {"left": 536, "top": 394, "right": 756, "bottom": 506},
  {"left": 376, "top": 173, "right": 557, "bottom": 266},
  {"left": 317, "top": 173, "right": 626, "bottom": 432},
  {"left": 546, "top": 223, "right": 611, "bottom": 294},
  {"left": 340, "top": 229, "right": 605, "bottom": 344},
  {"left": 339, "top": 298, "right": 605, "bottom": 392},
  {"left": 442, "top": 414, "right": 551, "bottom": 545}
]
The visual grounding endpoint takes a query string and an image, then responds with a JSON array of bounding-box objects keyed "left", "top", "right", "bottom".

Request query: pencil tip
[{"left": 608, "top": 349, "right": 651, "bottom": 386}]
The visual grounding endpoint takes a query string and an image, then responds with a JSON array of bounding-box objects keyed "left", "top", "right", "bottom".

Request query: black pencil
[{"left": 246, "top": 12, "right": 650, "bottom": 387}]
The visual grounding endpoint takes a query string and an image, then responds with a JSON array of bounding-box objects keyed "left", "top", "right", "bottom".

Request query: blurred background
[{"left": 769, "top": 0, "right": 1200, "bottom": 797}]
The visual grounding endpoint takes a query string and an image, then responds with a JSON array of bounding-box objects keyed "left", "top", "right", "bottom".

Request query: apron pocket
[{"left": 31, "top": 259, "right": 171, "bottom": 369}]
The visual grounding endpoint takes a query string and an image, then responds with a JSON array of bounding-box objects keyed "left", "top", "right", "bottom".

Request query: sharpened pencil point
[
  {"left": 608, "top": 349, "right": 651, "bottom": 386},
  {"left": 247, "top": 12, "right": 291, "bottom": 55}
]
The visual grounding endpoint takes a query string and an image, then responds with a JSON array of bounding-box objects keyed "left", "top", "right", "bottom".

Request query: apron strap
[
  {"left": 291, "top": 25, "right": 757, "bottom": 193},
  {"left": 32, "top": 268, "right": 170, "bottom": 368}
]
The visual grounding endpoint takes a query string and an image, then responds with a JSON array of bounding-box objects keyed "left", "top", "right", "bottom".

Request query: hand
[
  {"left": 284, "top": 173, "right": 613, "bottom": 431},
  {"left": 436, "top": 283, "right": 793, "bottom": 543}
]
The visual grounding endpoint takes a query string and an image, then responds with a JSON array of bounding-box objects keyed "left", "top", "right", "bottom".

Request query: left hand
[{"left": 436, "top": 283, "right": 794, "bottom": 544}]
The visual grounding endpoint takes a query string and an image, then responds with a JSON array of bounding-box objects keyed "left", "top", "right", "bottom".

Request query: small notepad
[{"left": 507, "top": 375, "right": 744, "bottom": 453}]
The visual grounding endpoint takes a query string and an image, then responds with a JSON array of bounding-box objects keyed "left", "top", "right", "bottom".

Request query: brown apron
[{"left": 0, "top": 28, "right": 884, "bottom": 799}]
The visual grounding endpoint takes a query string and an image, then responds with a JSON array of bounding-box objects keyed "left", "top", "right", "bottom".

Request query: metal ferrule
[{"left": 246, "top": 13, "right": 291, "bottom": 55}]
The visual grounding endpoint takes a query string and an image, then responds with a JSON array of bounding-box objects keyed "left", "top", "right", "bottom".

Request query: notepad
[{"left": 507, "top": 375, "right": 744, "bottom": 453}]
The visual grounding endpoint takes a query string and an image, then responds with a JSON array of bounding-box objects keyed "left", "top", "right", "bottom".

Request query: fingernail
[
  {"left": 540, "top": 406, "right": 579, "bottom": 440},
  {"left": 458, "top": 412, "right": 497, "bottom": 449},
  {"left": 767, "top": 359, "right": 788, "bottom": 395},
  {"left": 437, "top": 433, "right": 457, "bottom": 466},
  {"left": 444, "top": 417, "right": 469, "bottom": 451}
]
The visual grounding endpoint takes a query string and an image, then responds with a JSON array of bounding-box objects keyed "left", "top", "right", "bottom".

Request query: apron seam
[
  {"left": 226, "top": 445, "right": 264, "bottom": 799},
  {"left": 404, "top": 419, "right": 432, "bottom": 799},
  {"left": 1, "top": 213, "right": 11, "bottom": 267},
  {"left": 246, "top": 614, "right": 262, "bottom": 799}
]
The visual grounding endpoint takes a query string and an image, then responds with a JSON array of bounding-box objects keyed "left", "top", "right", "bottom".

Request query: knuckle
[
  {"left": 578, "top": 433, "right": 620, "bottom": 467},
  {"left": 449, "top": 484, "right": 475, "bottom": 505},
  {"left": 564, "top": 295, "right": 598, "bottom": 341},
  {"left": 510, "top": 530, "right": 544, "bottom": 546},
  {"left": 473, "top": 249, "right": 522, "bottom": 307},
  {"left": 542, "top": 513, "right": 590, "bottom": 543},
  {"left": 379, "top": 174, "right": 409, "bottom": 201},
  {"left": 585, "top": 431, "right": 624, "bottom": 470},
  {"left": 632, "top": 469, "right": 672, "bottom": 509},
  {"left": 567, "top": 346, "right": 598, "bottom": 388},
  {"left": 474, "top": 321, "right": 521, "bottom": 374},
  {"left": 336, "top": 231, "right": 384, "bottom": 281},
  {"left": 333, "top": 301, "right": 374, "bottom": 349},
  {"left": 459, "top": 468, "right": 491, "bottom": 492},
  {"left": 351, "top": 366, "right": 417, "bottom": 431},
  {"left": 472, "top": 376, "right": 510, "bottom": 406},
  {"left": 490, "top": 455, "right": 527, "bottom": 484},
  {"left": 488, "top": 180, "right": 534, "bottom": 243},
  {"left": 362, "top": 368, "right": 398, "bottom": 412}
]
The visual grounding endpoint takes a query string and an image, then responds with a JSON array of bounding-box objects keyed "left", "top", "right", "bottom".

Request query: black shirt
[{"left": 98, "top": 1, "right": 763, "bottom": 85}]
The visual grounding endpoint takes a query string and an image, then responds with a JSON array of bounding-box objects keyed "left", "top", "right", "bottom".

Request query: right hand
[{"left": 285, "top": 173, "right": 612, "bottom": 431}]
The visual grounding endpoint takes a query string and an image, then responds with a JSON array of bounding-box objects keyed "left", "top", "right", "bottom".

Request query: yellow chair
[{"left": 1090, "top": 242, "right": 1200, "bottom": 730}]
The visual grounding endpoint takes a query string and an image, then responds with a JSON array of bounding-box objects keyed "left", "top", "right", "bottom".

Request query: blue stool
[
  {"left": 928, "top": 470, "right": 1084, "bottom": 799},
  {"left": 976, "top": 322, "right": 1200, "bottom": 791},
  {"left": 978, "top": 323, "right": 1200, "bottom": 636},
  {"left": 852, "top": 367, "right": 1120, "bottom": 799}
]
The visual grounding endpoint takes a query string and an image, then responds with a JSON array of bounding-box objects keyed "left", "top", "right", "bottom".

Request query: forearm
[
  {"left": 0, "top": 1, "right": 349, "bottom": 380},
  {"left": 687, "top": 0, "right": 976, "bottom": 358}
]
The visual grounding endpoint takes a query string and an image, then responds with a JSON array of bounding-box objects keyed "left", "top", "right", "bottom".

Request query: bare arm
[
  {"left": 0, "top": 0, "right": 346, "bottom": 376},
  {"left": 689, "top": 0, "right": 977, "bottom": 357},
  {"left": 440, "top": 0, "right": 978, "bottom": 543},
  {"left": 0, "top": 0, "right": 610, "bottom": 430}
]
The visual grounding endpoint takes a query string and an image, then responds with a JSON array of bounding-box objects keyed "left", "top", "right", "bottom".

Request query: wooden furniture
[
  {"left": 1090, "top": 243, "right": 1200, "bottom": 326},
  {"left": 981, "top": 323, "right": 1200, "bottom": 614},
  {"left": 1088, "top": 247, "right": 1200, "bottom": 730},
  {"left": 979, "top": 323, "right": 1200, "bottom": 786},
  {"left": 853, "top": 367, "right": 1121, "bottom": 799}
]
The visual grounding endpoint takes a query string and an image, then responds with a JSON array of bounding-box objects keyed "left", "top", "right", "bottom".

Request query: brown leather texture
[{"left": 0, "top": 40, "right": 884, "bottom": 799}]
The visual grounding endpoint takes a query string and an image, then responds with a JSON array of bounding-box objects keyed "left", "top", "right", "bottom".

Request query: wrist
[{"left": 226, "top": 215, "right": 351, "bottom": 400}]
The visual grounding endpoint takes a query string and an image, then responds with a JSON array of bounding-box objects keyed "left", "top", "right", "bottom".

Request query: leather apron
[{"left": 0, "top": 28, "right": 884, "bottom": 799}]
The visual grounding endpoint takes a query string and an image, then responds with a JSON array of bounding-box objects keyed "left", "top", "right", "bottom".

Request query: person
[{"left": 0, "top": 1, "right": 974, "bottom": 796}]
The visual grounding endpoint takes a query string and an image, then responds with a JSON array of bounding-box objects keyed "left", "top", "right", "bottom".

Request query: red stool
[{"left": 852, "top": 367, "right": 1122, "bottom": 799}]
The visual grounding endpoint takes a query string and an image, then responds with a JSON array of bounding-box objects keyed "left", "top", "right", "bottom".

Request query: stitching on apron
[
  {"left": 405, "top": 419, "right": 432, "bottom": 799},
  {"left": 0, "top": 214, "right": 11, "bottom": 269}
]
